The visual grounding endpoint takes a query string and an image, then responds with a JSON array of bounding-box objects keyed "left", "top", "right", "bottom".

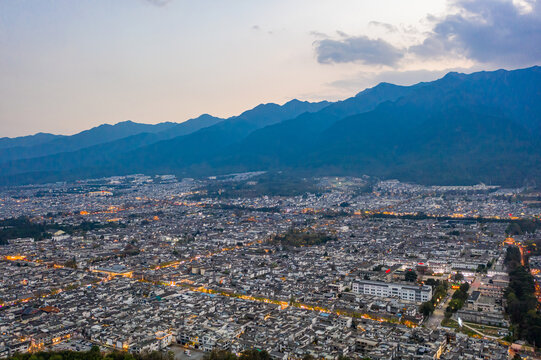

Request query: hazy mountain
[
  {"left": 0, "top": 132, "right": 163, "bottom": 180},
  {"left": 0, "top": 120, "right": 178, "bottom": 162},
  {"left": 213, "top": 82, "right": 422, "bottom": 170},
  {"left": 304, "top": 103, "right": 540, "bottom": 185},
  {"left": 391, "top": 67, "right": 541, "bottom": 133},
  {"left": 107, "top": 99, "right": 331, "bottom": 174},
  {"left": 0, "top": 99, "right": 329, "bottom": 183},
  {"left": 158, "top": 114, "right": 223, "bottom": 139},
  {"left": 2, "top": 66, "right": 541, "bottom": 187},
  {"left": 0, "top": 115, "right": 224, "bottom": 178},
  {"left": 204, "top": 66, "right": 541, "bottom": 186},
  {"left": 0, "top": 132, "right": 65, "bottom": 150}
]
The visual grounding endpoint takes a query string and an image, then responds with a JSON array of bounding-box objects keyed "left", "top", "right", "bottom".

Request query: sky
[{"left": 1, "top": 0, "right": 540, "bottom": 137}]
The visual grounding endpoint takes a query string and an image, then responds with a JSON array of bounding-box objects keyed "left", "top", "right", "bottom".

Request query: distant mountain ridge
[
  {"left": 0, "top": 99, "right": 329, "bottom": 184},
  {"left": 0, "top": 121, "right": 178, "bottom": 162},
  {"left": 1, "top": 66, "right": 541, "bottom": 186},
  {"left": 162, "top": 114, "right": 223, "bottom": 139},
  {"left": 213, "top": 66, "right": 541, "bottom": 185},
  {"left": 0, "top": 132, "right": 65, "bottom": 150}
]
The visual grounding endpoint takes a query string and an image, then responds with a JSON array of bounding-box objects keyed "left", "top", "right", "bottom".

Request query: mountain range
[{"left": 1, "top": 66, "right": 541, "bottom": 187}]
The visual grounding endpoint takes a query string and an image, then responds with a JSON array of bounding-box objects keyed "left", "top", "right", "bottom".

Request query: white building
[
  {"left": 52, "top": 230, "right": 70, "bottom": 241},
  {"left": 352, "top": 280, "right": 432, "bottom": 303}
]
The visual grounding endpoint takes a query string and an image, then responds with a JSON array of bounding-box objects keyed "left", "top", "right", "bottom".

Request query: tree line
[
  {"left": 504, "top": 246, "right": 541, "bottom": 346},
  {"left": 271, "top": 228, "right": 336, "bottom": 247},
  {"left": 7, "top": 346, "right": 170, "bottom": 360},
  {"left": 0, "top": 217, "right": 124, "bottom": 245},
  {"left": 420, "top": 280, "right": 449, "bottom": 317},
  {"left": 7, "top": 348, "right": 370, "bottom": 360}
]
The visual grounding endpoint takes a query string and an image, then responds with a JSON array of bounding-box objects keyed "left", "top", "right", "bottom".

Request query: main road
[{"left": 425, "top": 288, "right": 456, "bottom": 330}]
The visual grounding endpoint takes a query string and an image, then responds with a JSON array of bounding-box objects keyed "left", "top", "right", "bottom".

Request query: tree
[
  {"left": 88, "top": 346, "right": 102, "bottom": 360},
  {"left": 203, "top": 350, "right": 237, "bottom": 360},
  {"left": 64, "top": 257, "right": 77, "bottom": 269},
  {"left": 506, "top": 220, "right": 541, "bottom": 235},
  {"left": 459, "top": 283, "right": 470, "bottom": 294},
  {"left": 420, "top": 301, "right": 434, "bottom": 317},
  {"left": 405, "top": 270, "right": 418, "bottom": 282},
  {"left": 239, "top": 350, "right": 271, "bottom": 360},
  {"left": 505, "top": 246, "right": 522, "bottom": 268}
]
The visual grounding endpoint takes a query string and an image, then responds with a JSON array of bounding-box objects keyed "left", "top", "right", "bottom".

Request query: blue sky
[{"left": 1, "top": 0, "right": 540, "bottom": 136}]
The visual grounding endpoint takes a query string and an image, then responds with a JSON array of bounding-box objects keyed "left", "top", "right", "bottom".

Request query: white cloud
[{"left": 314, "top": 35, "right": 404, "bottom": 66}]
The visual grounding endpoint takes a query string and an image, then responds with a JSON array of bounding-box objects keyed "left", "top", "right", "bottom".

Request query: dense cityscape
[
  {"left": 3, "top": 0, "right": 541, "bottom": 359},
  {"left": 1, "top": 173, "right": 540, "bottom": 359}
]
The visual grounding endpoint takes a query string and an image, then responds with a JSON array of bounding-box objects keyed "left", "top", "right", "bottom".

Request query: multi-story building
[{"left": 352, "top": 280, "right": 432, "bottom": 303}]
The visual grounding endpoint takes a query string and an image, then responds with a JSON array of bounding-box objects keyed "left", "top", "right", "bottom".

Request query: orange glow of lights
[{"left": 5, "top": 255, "right": 26, "bottom": 261}]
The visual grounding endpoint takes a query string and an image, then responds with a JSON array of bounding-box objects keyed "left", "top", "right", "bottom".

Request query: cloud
[
  {"left": 309, "top": 31, "right": 328, "bottom": 38},
  {"left": 314, "top": 35, "right": 404, "bottom": 66},
  {"left": 410, "top": 0, "right": 541, "bottom": 66},
  {"left": 369, "top": 21, "right": 398, "bottom": 33},
  {"left": 144, "top": 0, "right": 173, "bottom": 7},
  {"left": 251, "top": 25, "right": 274, "bottom": 35},
  {"left": 312, "top": 0, "right": 541, "bottom": 68}
]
